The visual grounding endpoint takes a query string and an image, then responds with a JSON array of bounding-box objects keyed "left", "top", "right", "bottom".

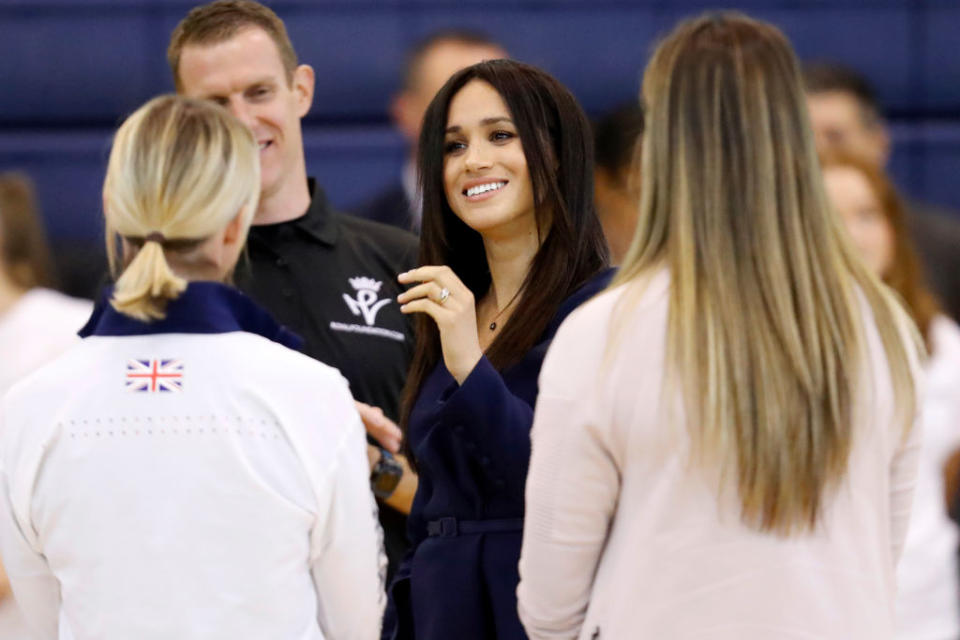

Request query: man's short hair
[
  {"left": 593, "top": 103, "right": 645, "bottom": 175},
  {"left": 168, "top": 0, "right": 298, "bottom": 90},
  {"left": 402, "top": 29, "right": 504, "bottom": 91},
  {"left": 802, "top": 62, "right": 883, "bottom": 127}
]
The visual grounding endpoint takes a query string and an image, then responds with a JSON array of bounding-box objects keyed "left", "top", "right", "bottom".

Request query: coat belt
[{"left": 425, "top": 516, "right": 523, "bottom": 538}]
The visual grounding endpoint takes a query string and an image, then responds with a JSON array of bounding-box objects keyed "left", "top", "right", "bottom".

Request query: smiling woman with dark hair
[{"left": 383, "top": 59, "right": 610, "bottom": 640}]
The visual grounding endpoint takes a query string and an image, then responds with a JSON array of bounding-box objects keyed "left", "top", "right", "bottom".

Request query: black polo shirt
[{"left": 235, "top": 179, "right": 417, "bottom": 421}]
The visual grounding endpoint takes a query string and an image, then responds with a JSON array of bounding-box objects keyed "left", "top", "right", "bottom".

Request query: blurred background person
[
  {"left": 519, "top": 13, "right": 922, "bottom": 639},
  {"left": 822, "top": 151, "right": 960, "bottom": 640},
  {"left": 592, "top": 102, "right": 645, "bottom": 265},
  {"left": 0, "top": 173, "right": 92, "bottom": 399},
  {"left": 0, "top": 95, "right": 385, "bottom": 640},
  {"left": 3, "top": 2, "right": 958, "bottom": 304},
  {"left": 352, "top": 30, "right": 506, "bottom": 232},
  {"left": 385, "top": 59, "right": 609, "bottom": 639},
  {"left": 804, "top": 62, "right": 960, "bottom": 321},
  {"left": 0, "top": 172, "right": 92, "bottom": 631}
]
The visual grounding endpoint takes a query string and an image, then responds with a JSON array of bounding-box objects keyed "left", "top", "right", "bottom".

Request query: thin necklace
[{"left": 487, "top": 286, "right": 523, "bottom": 331}]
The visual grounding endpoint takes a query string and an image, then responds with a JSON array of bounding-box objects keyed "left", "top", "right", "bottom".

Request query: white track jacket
[{"left": 0, "top": 282, "right": 385, "bottom": 640}]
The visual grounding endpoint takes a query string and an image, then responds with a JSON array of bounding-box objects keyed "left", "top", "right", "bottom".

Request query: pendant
[{"left": 489, "top": 322, "right": 497, "bottom": 331}]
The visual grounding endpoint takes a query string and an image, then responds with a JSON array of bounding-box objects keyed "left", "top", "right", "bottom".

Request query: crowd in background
[{"left": 0, "top": 1, "right": 958, "bottom": 639}]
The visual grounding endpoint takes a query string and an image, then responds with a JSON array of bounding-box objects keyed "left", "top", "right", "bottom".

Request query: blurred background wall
[{"left": 1, "top": 0, "right": 958, "bottom": 296}]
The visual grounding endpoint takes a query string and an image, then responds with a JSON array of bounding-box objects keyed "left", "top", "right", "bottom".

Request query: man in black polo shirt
[{"left": 168, "top": 0, "right": 417, "bottom": 577}]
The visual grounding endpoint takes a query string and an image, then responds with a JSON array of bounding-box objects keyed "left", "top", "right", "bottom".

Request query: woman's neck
[{"left": 481, "top": 223, "right": 541, "bottom": 311}]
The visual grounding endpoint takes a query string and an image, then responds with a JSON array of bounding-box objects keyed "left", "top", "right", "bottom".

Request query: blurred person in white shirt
[
  {"left": 0, "top": 173, "right": 92, "bottom": 400},
  {"left": 823, "top": 151, "right": 960, "bottom": 640},
  {"left": 0, "top": 173, "right": 92, "bottom": 613}
]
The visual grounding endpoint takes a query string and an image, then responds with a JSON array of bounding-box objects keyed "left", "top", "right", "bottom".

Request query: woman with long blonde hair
[
  {"left": 518, "top": 13, "right": 922, "bottom": 639},
  {"left": 0, "top": 95, "right": 384, "bottom": 639}
]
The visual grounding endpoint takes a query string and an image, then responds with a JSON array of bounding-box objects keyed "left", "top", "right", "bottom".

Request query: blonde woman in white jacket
[{"left": 0, "top": 95, "right": 385, "bottom": 640}]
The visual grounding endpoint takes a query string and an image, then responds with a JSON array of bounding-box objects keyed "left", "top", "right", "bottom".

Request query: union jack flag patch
[{"left": 125, "top": 359, "right": 184, "bottom": 393}]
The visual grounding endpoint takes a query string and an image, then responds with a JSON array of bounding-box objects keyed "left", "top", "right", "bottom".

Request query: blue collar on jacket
[{"left": 78, "top": 281, "right": 303, "bottom": 351}]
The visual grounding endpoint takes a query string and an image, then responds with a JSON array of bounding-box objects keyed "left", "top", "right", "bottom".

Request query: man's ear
[
  {"left": 293, "top": 64, "right": 315, "bottom": 118},
  {"left": 391, "top": 91, "right": 421, "bottom": 143}
]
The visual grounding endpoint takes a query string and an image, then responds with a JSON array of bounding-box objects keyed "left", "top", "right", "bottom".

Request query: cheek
[
  {"left": 442, "top": 160, "right": 457, "bottom": 202},
  {"left": 875, "top": 221, "right": 896, "bottom": 276},
  {"left": 510, "top": 150, "right": 534, "bottom": 201},
  {"left": 846, "top": 219, "right": 892, "bottom": 276},
  {"left": 840, "top": 216, "right": 869, "bottom": 248}
]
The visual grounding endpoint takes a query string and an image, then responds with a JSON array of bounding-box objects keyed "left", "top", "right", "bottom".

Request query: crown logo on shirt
[
  {"left": 349, "top": 276, "right": 382, "bottom": 293},
  {"left": 343, "top": 276, "right": 391, "bottom": 326}
]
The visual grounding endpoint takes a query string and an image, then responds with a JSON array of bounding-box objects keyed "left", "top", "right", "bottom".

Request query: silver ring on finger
[{"left": 438, "top": 287, "right": 450, "bottom": 304}]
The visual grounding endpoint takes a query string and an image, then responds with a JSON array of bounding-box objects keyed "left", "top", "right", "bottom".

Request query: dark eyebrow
[{"left": 445, "top": 116, "right": 514, "bottom": 134}]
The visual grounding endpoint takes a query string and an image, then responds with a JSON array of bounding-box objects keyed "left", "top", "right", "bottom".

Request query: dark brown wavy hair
[{"left": 400, "top": 59, "right": 609, "bottom": 449}]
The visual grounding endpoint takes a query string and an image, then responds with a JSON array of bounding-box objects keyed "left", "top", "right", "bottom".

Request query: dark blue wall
[{"left": 1, "top": 0, "right": 958, "bottom": 247}]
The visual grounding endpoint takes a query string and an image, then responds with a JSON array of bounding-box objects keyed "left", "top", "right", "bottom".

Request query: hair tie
[{"left": 144, "top": 231, "right": 166, "bottom": 244}]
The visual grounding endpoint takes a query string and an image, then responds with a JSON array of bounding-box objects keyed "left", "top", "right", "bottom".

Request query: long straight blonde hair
[
  {"left": 614, "top": 12, "right": 920, "bottom": 533},
  {"left": 103, "top": 95, "right": 259, "bottom": 321}
]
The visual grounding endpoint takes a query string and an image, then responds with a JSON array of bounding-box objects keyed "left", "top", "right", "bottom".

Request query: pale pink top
[{"left": 518, "top": 270, "right": 922, "bottom": 640}]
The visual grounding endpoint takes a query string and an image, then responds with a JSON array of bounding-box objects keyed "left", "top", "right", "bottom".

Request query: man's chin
[{"left": 259, "top": 173, "right": 283, "bottom": 202}]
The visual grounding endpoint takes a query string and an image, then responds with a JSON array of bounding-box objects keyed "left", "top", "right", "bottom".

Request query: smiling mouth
[
  {"left": 464, "top": 181, "right": 507, "bottom": 198},
  {"left": 259, "top": 141, "right": 272, "bottom": 151}
]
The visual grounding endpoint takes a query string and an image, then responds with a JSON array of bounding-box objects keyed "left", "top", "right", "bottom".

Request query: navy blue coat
[{"left": 384, "top": 269, "right": 614, "bottom": 640}]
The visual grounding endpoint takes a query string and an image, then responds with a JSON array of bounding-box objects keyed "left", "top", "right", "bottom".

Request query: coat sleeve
[
  {"left": 431, "top": 272, "right": 614, "bottom": 496},
  {"left": 437, "top": 355, "right": 539, "bottom": 495},
  {"left": 310, "top": 395, "right": 387, "bottom": 640},
  {"left": 0, "top": 403, "right": 60, "bottom": 640}
]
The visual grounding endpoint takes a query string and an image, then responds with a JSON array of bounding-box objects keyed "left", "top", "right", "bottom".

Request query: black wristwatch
[{"left": 370, "top": 447, "right": 403, "bottom": 499}]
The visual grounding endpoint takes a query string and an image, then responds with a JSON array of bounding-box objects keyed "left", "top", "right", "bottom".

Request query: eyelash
[{"left": 444, "top": 130, "right": 515, "bottom": 154}]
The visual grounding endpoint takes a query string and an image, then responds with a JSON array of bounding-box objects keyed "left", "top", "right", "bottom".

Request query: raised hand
[{"left": 398, "top": 265, "right": 483, "bottom": 385}]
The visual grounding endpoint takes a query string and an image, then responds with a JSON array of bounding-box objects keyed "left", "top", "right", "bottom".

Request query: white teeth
[
  {"left": 465, "top": 182, "right": 506, "bottom": 197},
  {"left": 259, "top": 142, "right": 269, "bottom": 150}
]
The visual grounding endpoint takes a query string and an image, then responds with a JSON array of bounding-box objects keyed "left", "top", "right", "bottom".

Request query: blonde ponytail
[
  {"left": 102, "top": 95, "right": 259, "bottom": 321},
  {"left": 111, "top": 239, "right": 187, "bottom": 321}
]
